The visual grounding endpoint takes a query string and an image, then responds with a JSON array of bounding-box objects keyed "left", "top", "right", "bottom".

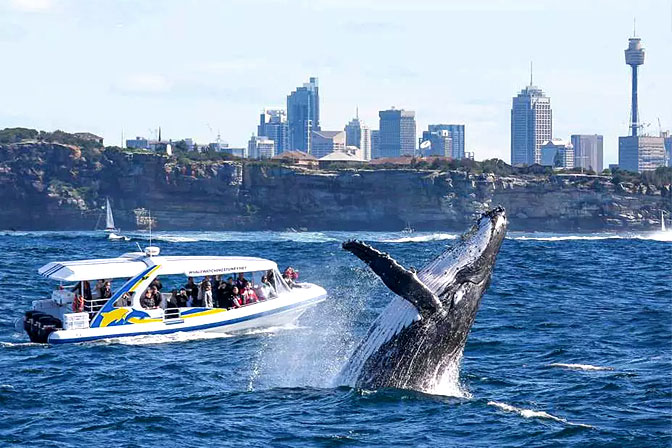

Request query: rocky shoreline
[{"left": 0, "top": 142, "right": 669, "bottom": 231}]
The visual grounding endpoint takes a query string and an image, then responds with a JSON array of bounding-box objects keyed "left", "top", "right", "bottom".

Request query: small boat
[
  {"left": 22, "top": 247, "right": 327, "bottom": 344},
  {"left": 662, "top": 211, "right": 667, "bottom": 232},
  {"left": 401, "top": 222, "right": 415, "bottom": 234},
  {"left": 103, "top": 198, "right": 130, "bottom": 241}
]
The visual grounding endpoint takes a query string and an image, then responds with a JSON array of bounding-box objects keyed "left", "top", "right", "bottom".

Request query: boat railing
[{"left": 84, "top": 297, "right": 108, "bottom": 315}]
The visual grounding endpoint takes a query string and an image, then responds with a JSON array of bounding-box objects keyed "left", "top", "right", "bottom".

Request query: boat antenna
[
  {"left": 135, "top": 242, "right": 143, "bottom": 252},
  {"left": 148, "top": 210, "right": 152, "bottom": 254}
]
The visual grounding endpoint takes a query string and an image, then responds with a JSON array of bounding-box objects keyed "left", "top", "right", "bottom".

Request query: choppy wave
[
  {"left": 549, "top": 363, "right": 613, "bottom": 371},
  {"left": 382, "top": 233, "right": 458, "bottom": 243},
  {"left": 487, "top": 401, "right": 593, "bottom": 428},
  {"left": 509, "top": 231, "right": 672, "bottom": 242},
  {"left": 143, "top": 231, "right": 339, "bottom": 244}
]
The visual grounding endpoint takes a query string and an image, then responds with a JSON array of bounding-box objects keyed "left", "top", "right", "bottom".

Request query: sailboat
[
  {"left": 104, "top": 198, "right": 130, "bottom": 241},
  {"left": 662, "top": 211, "right": 667, "bottom": 232}
]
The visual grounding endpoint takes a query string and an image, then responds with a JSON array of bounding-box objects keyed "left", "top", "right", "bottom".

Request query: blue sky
[{"left": 0, "top": 0, "right": 670, "bottom": 164}]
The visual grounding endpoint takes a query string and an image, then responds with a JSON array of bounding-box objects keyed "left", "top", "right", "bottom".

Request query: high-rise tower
[
  {"left": 287, "top": 77, "right": 320, "bottom": 153},
  {"left": 510, "top": 73, "right": 552, "bottom": 166},
  {"left": 625, "top": 36, "right": 645, "bottom": 136},
  {"left": 618, "top": 33, "right": 665, "bottom": 172}
]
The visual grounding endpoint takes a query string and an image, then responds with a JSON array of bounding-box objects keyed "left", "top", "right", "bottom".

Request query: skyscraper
[
  {"left": 511, "top": 75, "right": 552, "bottom": 166},
  {"left": 287, "top": 77, "right": 320, "bottom": 153},
  {"left": 379, "top": 108, "right": 416, "bottom": 158},
  {"left": 248, "top": 134, "right": 275, "bottom": 159},
  {"left": 344, "top": 111, "right": 372, "bottom": 161},
  {"left": 618, "top": 35, "right": 666, "bottom": 172},
  {"left": 371, "top": 130, "right": 380, "bottom": 159},
  {"left": 571, "top": 134, "right": 603, "bottom": 172},
  {"left": 421, "top": 124, "right": 465, "bottom": 159},
  {"left": 258, "top": 108, "right": 288, "bottom": 154}
]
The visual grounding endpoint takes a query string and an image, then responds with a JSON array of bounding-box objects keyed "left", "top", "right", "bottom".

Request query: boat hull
[{"left": 47, "top": 287, "right": 326, "bottom": 345}]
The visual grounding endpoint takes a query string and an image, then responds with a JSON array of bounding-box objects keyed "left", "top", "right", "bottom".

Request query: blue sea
[{"left": 0, "top": 229, "right": 670, "bottom": 447}]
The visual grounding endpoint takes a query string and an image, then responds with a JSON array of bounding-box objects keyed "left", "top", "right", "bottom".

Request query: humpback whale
[{"left": 338, "top": 207, "right": 507, "bottom": 392}]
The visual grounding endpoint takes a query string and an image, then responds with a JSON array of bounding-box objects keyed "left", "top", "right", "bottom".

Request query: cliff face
[{"left": 0, "top": 143, "right": 669, "bottom": 231}]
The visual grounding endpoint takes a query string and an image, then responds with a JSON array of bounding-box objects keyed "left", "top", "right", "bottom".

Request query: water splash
[
  {"left": 382, "top": 233, "right": 458, "bottom": 243},
  {"left": 424, "top": 350, "right": 471, "bottom": 398}
]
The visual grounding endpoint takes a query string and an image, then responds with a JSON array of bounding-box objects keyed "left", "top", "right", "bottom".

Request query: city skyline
[{"left": 0, "top": 0, "right": 670, "bottom": 166}]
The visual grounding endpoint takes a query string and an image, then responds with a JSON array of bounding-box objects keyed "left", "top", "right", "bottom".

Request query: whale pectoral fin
[{"left": 343, "top": 240, "right": 442, "bottom": 316}]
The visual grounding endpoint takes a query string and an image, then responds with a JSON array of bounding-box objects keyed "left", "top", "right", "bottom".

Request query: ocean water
[{"left": 0, "top": 229, "right": 670, "bottom": 447}]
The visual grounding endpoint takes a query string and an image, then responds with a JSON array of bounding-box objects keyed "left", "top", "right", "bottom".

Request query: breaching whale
[{"left": 337, "top": 207, "right": 507, "bottom": 392}]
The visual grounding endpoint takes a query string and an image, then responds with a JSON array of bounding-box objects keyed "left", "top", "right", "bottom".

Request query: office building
[
  {"left": 420, "top": 129, "right": 452, "bottom": 157},
  {"left": 571, "top": 134, "right": 604, "bottom": 172},
  {"left": 258, "top": 108, "right": 289, "bottom": 154},
  {"left": 287, "top": 77, "right": 320, "bottom": 153},
  {"left": 540, "top": 139, "right": 574, "bottom": 169},
  {"left": 422, "top": 124, "right": 465, "bottom": 159},
  {"left": 344, "top": 112, "right": 372, "bottom": 161},
  {"left": 126, "top": 136, "right": 149, "bottom": 150},
  {"left": 311, "top": 130, "right": 345, "bottom": 159},
  {"left": 371, "top": 130, "right": 380, "bottom": 159},
  {"left": 663, "top": 131, "right": 672, "bottom": 167},
  {"left": 379, "top": 108, "right": 416, "bottom": 158},
  {"left": 511, "top": 77, "right": 552, "bottom": 166},
  {"left": 248, "top": 135, "right": 275, "bottom": 159},
  {"left": 619, "top": 136, "right": 666, "bottom": 172},
  {"left": 618, "top": 35, "right": 666, "bottom": 172}
]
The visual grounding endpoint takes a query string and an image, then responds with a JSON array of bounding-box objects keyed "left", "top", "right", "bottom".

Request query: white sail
[
  {"left": 105, "top": 198, "right": 116, "bottom": 231},
  {"left": 663, "top": 211, "right": 667, "bottom": 232}
]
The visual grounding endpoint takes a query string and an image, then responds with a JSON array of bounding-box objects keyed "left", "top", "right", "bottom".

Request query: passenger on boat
[
  {"left": 235, "top": 273, "right": 249, "bottom": 290},
  {"left": 176, "top": 288, "right": 189, "bottom": 308},
  {"left": 243, "top": 283, "right": 258, "bottom": 305},
  {"left": 101, "top": 281, "right": 113, "bottom": 300},
  {"left": 255, "top": 276, "right": 275, "bottom": 301},
  {"left": 216, "top": 278, "right": 232, "bottom": 308},
  {"left": 140, "top": 290, "right": 157, "bottom": 309},
  {"left": 201, "top": 281, "right": 214, "bottom": 308},
  {"left": 71, "top": 281, "right": 93, "bottom": 302},
  {"left": 283, "top": 267, "right": 299, "bottom": 288},
  {"left": 150, "top": 277, "right": 163, "bottom": 291},
  {"left": 72, "top": 293, "right": 84, "bottom": 313},
  {"left": 185, "top": 277, "right": 199, "bottom": 302},
  {"left": 213, "top": 275, "right": 222, "bottom": 307},
  {"left": 225, "top": 287, "right": 242, "bottom": 309},
  {"left": 95, "top": 279, "right": 106, "bottom": 298},
  {"left": 167, "top": 290, "right": 179, "bottom": 309},
  {"left": 119, "top": 292, "right": 132, "bottom": 307},
  {"left": 149, "top": 285, "right": 162, "bottom": 308}
]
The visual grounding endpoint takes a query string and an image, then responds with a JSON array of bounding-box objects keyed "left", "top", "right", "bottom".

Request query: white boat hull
[{"left": 47, "top": 284, "right": 326, "bottom": 344}]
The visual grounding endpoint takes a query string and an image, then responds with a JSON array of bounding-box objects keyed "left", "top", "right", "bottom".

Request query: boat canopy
[{"left": 39, "top": 254, "right": 278, "bottom": 282}]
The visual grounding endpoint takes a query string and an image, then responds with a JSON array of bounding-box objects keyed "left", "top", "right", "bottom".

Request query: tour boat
[{"left": 22, "top": 247, "right": 327, "bottom": 344}]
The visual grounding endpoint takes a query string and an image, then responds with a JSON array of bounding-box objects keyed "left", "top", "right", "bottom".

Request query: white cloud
[{"left": 9, "top": 0, "right": 52, "bottom": 12}]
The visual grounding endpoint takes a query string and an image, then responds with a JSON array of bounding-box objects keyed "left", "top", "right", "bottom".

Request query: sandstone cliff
[{"left": 0, "top": 143, "right": 669, "bottom": 231}]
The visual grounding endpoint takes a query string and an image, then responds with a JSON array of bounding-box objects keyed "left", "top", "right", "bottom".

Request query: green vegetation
[
  {"left": 611, "top": 166, "right": 672, "bottom": 188},
  {"left": 0, "top": 127, "right": 103, "bottom": 150}
]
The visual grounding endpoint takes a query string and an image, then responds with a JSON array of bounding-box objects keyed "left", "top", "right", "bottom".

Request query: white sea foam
[
  {"left": 488, "top": 401, "right": 593, "bottom": 428},
  {"left": 510, "top": 231, "right": 672, "bottom": 242},
  {"left": 0, "top": 341, "right": 40, "bottom": 348},
  {"left": 382, "top": 233, "right": 458, "bottom": 243},
  {"left": 138, "top": 231, "right": 339, "bottom": 244},
  {"left": 548, "top": 363, "right": 613, "bottom": 371}
]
